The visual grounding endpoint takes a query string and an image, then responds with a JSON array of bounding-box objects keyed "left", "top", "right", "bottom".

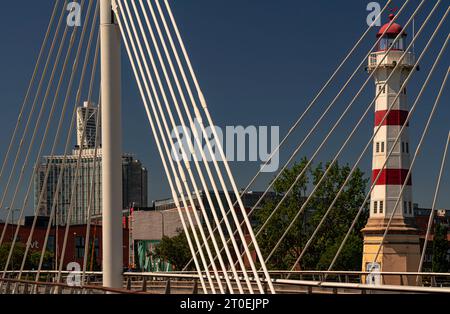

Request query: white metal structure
[{"left": 100, "top": 0, "right": 123, "bottom": 289}]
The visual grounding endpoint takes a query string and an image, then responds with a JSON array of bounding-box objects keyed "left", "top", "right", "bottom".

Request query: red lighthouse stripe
[
  {"left": 372, "top": 169, "right": 412, "bottom": 186},
  {"left": 375, "top": 110, "right": 409, "bottom": 126}
]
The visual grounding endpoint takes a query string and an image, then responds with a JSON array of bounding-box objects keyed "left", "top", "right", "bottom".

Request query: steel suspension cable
[
  {"left": 417, "top": 131, "right": 450, "bottom": 283},
  {"left": 2, "top": 0, "right": 92, "bottom": 281},
  {"left": 30, "top": 0, "right": 94, "bottom": 288},
  {"left": 113, "top": 4, "right": 209, "bottom": 294},
  {"left": 148, "top": 0, "right": 261, "bottom": 292},
  {"left": 118, "top": 0, "right": 220, "bottom": 294},
  {"left": 0, "top": 0, "right": 84, "bottom": 254},
  {"left": 0, "top": 0, "right": 70, "bottom": 242},
  {"left": 125, "top": 0, "right": 243, "bottom": 293},
  {"left": 82, "top": 36, "right": 101, "bottom": 285},
  {"left": 0, "top": 0, "right": 61, "bottom": 188},
  {"left": 53, "top": 1, "right": 106, "bottom": 285},
  {"left": 159, "top": 0, "right": 273, "bottom": 293},
  {"left": 16, "top": 1, "right": 100, "bottom": 284},
  {"left": 134, "top": 0, "right": 244, "bottom": 293}
]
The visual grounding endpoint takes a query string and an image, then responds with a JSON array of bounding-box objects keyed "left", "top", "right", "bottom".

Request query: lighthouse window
[
  {"left": 378, "top": 85, "right": 386, "bottom": 94},
  {"left": 402, "top": 142, "right": 405, "bottom": 153},
  {"left": 409, "top": 202, "right": 413, "bottom": 215},
  {"left": 381, "top": 142, "right": 385, "bottom": 153},
  {"left": 403, "top": 87, "right": 407, "bottom": 95},
  {"left": 374, "top": 201, "right": 378, "bottom": 214},
  {"left": 406, "top": 142, "right": 409, "bottom": 154},
  {"left": 404, "top": 201, "right": 408, "bottom": 214},
  {"left": 376, "top": 142, "right": 380, "bottom": 153},
  {"left": 377, "top": 38, "right": 404, "bottom": 51},
  {"left": 379, "top": 201, "right": 384, "bottom": 214}
]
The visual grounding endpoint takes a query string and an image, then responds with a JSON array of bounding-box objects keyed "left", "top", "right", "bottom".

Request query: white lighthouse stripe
[
  {"left": 375, "top": 94, "right": 408, "bottom": 111},
  {"left": 371, "top": 184, "right": 413, "bottom": 199},
  {"left": 372, "top": 125, "right": 410, "bottom": 138},
  {"left": 372, "top": 155, "right": 411, "bottom": 169}
]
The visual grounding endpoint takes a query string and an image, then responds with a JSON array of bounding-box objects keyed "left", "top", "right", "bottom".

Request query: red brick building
[{"left": 0, "top": 217, "right": 129, "bottom": 270}]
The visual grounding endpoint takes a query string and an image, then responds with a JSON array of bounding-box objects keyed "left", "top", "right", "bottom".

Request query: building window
[
  {"left": 374, "top": 201, "right": 378, "bottom": 214},
  {"left": 75, "top": 236, "right": 85, "bottom": 259},
  {"left": 404, "top": 201, "right": 408, "bottom": 214},
  {"left": 48, "top": 236, "right": 56, "bottom": 253},
  {"left": 406, "top": 142, "right": 409, "bottom": 154},
  {"left": 409, "top": 202, "right": 413, "bottom": 215},
  {"left": 379, "top": 201, "right": 384, "bottom": 214}
]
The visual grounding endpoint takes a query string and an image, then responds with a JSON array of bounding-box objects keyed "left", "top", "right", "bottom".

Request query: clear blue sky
[{"left": 0, "top": 0, "right": 448, "bottom": 217}]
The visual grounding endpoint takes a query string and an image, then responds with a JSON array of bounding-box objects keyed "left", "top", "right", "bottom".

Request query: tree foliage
[
  {"left": 0, "top": 242, "right": 53, "bottom": 271},
  {"left": 432, "top": 223, "right": 449, "bottom": 273},
  {"left": 153, "top": 229, "right": 193, "bottom": 271},
  {"left": 254, "top": 158, "right": 369, "bottom": 271}
]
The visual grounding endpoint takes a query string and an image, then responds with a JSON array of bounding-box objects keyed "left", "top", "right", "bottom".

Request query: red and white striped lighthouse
[
  {"left": 362, "top": 14, "right": 420, "bottom": 285},
  {"left": 369, "top": 14, "right": 415, "bottom": 221}
]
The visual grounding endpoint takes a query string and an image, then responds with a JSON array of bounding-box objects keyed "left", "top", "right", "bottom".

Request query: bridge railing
[
  {"left": 123, "top": 270, "right": 450, "bottom": 287},
  {"left": 0, "top": 277, "right": 147, "bottom": 295},
  {"left": 2, "top": 270, "right": 450, "bottom": 294}
]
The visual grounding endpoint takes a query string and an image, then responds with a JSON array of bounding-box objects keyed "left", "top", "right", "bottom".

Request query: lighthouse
[{"left": 361, "top": 14, "right": 420, "bottom": 286}]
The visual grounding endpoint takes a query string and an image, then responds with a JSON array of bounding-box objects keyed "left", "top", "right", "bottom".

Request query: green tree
[
  {"left": 0, "top": 243, "right": 27, "bottom": 270},
  {"left": 0, "top": 243, "right": 53, "bottom": 270},
  {"left": 254, "top": 158, "right": 311, "bottom": 270},
  {"left": 154, "top": 229, "right": 193, "bottom": 271},
  {"left": 254, "top": 159, "right": 369, "bottom": 271},
  {"left": 432, "top": 223, "right": 449, "bottom": 273}
]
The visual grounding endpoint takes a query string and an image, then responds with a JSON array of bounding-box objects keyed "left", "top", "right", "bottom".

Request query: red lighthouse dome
[
  {"left": 377, "top": 14, "right": 406, "bottom": 38},
  {"left": 376, "top": 14, "right": 406, "bottom": 51}
]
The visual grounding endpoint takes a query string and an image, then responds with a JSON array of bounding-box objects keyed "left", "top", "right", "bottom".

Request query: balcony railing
[{"left": 368, "top": 51, "right": 416, "bottom": 70}]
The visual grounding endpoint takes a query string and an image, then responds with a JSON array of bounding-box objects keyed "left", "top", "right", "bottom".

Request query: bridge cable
[
  {"left": 118, "top": 0, "right": 222, "bottom": 294},
  {"left": 50, "top": 1, "right": 105, "bottom": 286},
  {"left": 0, "top": 0, "right": 61, "bottom": 188},
  {"left": 417, "top": 131, "right": 450, "bottom": 283},
  {"left": 133, "top": 0, "right": 244, "bottom": 293},
  {"left": 0, "top": 0, "right": 83, "bottom": 254},
  {"left": 113, "top": 2, "right": 210, "bottom": 294},
  {"left": 160, "top": 0, "right": 274, "bottom": 293},
  {"left": 82, "top": 34, "right": 101, "bottom": 286},
  {"left": 14, "top": 0, "right": 100, "bottom": 287},
  {"left": 125, "top": 0, "right": 244, "bottom": 293},
  {"left": 0, "top": 0, "right": 70, "bottom": 243},
  {"left": 1, "top": 0, "right": 93, "bottom": 284},
  {"left": 144, "top": 0, "right": 266, "bottom": 292}
]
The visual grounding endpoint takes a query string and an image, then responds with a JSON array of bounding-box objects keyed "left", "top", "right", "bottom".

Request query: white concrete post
[{"left": 101, "top": 0, "right": 123, "bottom": 289}]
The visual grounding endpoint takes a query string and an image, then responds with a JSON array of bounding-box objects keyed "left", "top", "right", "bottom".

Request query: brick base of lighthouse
[{"left": 362, "top": 217, "right": 420, "bottom": 286}]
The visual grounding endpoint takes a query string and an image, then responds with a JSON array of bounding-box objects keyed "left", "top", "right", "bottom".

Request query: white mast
[{"left": 100, "top": 0, "right": 123, "bottom": 289}]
